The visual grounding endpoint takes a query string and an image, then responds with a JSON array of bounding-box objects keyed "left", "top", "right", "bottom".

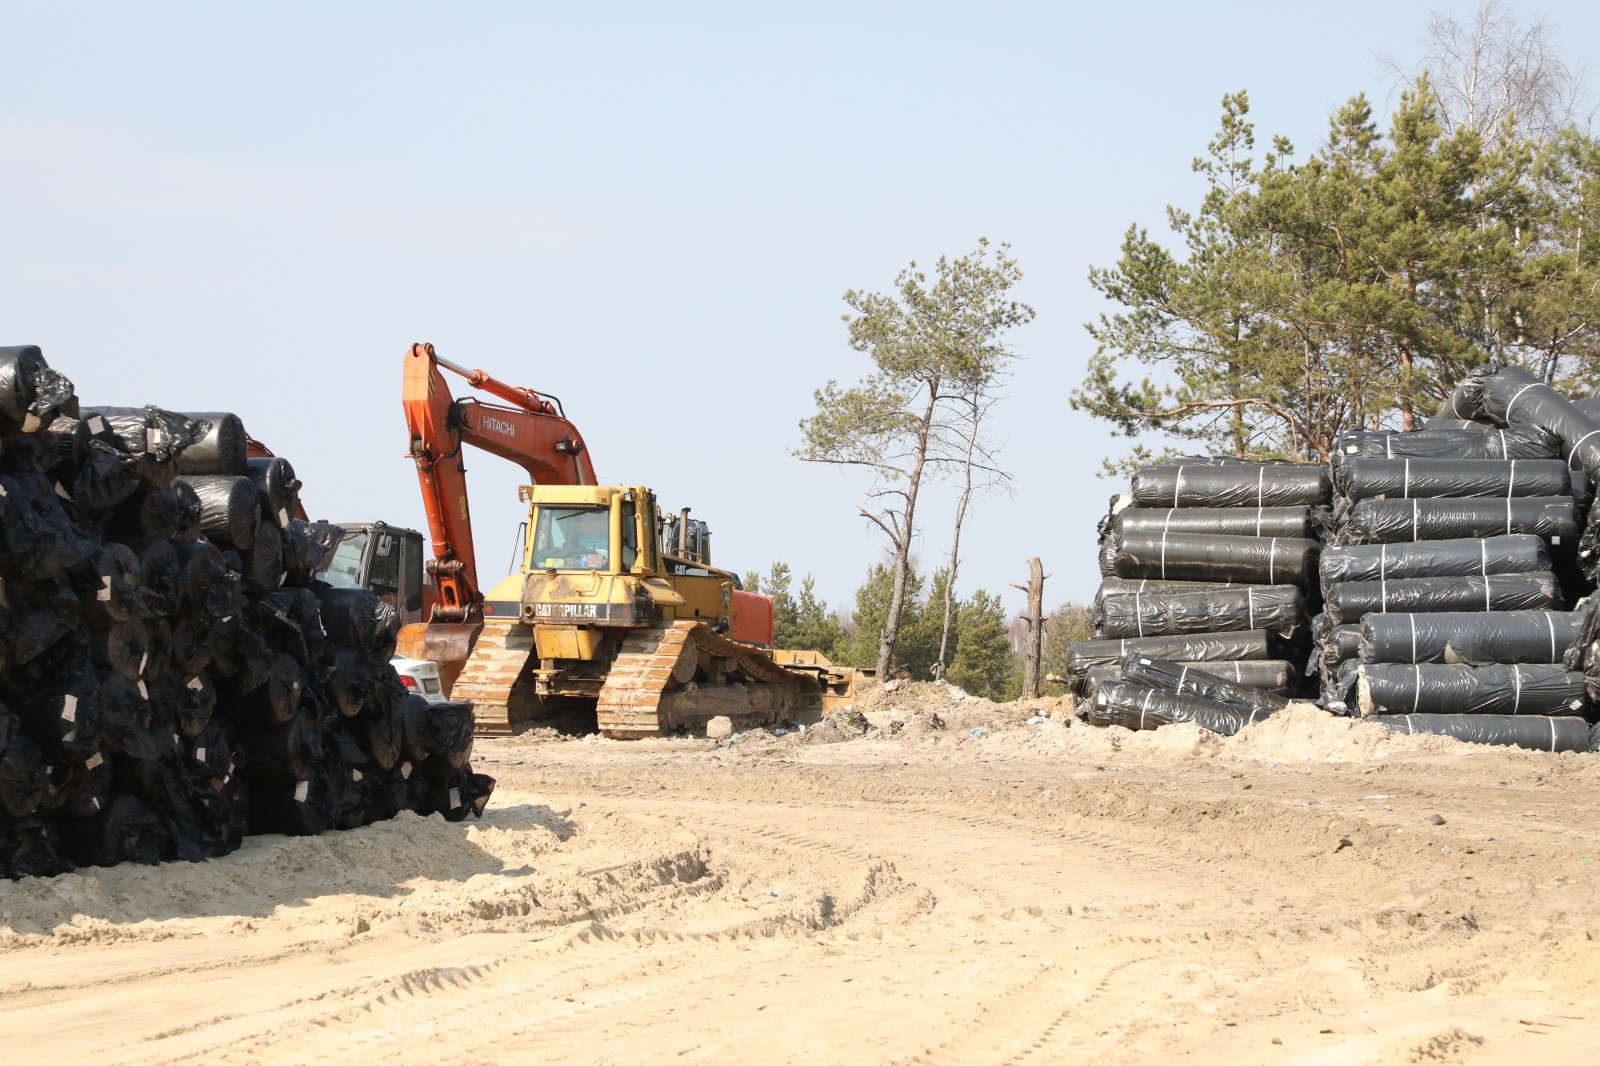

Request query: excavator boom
[{"left": 401, "top": 342, "right": 597, "bottom": 622}]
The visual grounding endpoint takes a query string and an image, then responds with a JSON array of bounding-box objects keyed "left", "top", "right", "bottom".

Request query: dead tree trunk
[{"left": 1013, "top": 558, "right": 1046, "bottom": 700}]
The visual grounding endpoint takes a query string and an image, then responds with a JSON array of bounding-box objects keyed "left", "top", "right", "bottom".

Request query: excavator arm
[{"left": 402, "top": 342, "right": 598, "bottom": 623}]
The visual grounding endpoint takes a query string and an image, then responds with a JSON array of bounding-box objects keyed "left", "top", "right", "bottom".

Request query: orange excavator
[{"left": 395, "top": 343, "right": 862, "bottom": 737}]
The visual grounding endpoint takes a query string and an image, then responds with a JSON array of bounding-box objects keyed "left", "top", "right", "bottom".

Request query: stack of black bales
[
  {"left": 0, "top": 344, "right": 494, "bottom": 880},
  {"left": 1319, "top": 381, "right": 1594, "bottom": 751},
  {"left": 1072, "top": 458, "right": 1325, "bottom": 732}
]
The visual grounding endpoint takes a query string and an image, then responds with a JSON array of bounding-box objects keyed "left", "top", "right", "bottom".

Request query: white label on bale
[
  {"left": 63, "top": 728, "right": 77, "bottom": 743},
  {"left": 91, "top": 796, "right": 100, "bottom": 812},
  {"left": 172, "top": 733, "right": 179, "bottom": 745},
  {"left": 352, "top": 769, "right": 363, "bottom": 782},
  {"left": 294, "top": 780, "right": 309, "bottom": 803},
  {"left": 22, "top": 413, "right": 41, "bottom": 432},
  {"left": 195, "top": 747, "right": 206, "bottom": 761},
  {"left": 54, "top": 482, "right": 71, "bottom": 501},
  {"left": 88, "top": 415, "right": 105, "bottom": 434},
  {"left": 147, "top": 426, "right": 164, "bottom": 450},
  {"left": 400, "top": 762, "right": 413, "bottom": 780},
  {"left": 138, "top": 652, "right": 148, "bottom": 674},
  {"left": 85, "top": 753, "right": 103, "bottom": 770},
  {"left": 61, "top": 694, "right": 77, "bottom": 723},
  {"left": 137, "top": 680, "right": 148, "bottom": 699},
  {"left": 449, "top": 788, "right": 462, "bottom": 809},
  {"left": 277, "top": 507, "right": 289, "bottom": 527},
  {"left": 97, "top": 575, "right": 113, "bottom": 601},
  {"left": 0, "top": 483, "right": 8, "bottom": 496},
  {"left": 187, "top": 676, "right": 202, "bottom": 691},
  {"left": 1554, "top": 535, "right": 1563, "bottom": 545}
]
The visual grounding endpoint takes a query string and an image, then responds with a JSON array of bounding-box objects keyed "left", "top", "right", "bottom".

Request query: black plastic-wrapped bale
[
  {"left": 314, "top": 586, "right": 399, "bottom": 656},
  {"left": 1083, "top": 658, "right": 1294, "bottom": 696},
  {"left": 116, "top": 537, "right": 181, "bottom": 616},
  {"left": 1082, "top": 679, "right": 1278, "bottom": 736},
  {"left": 1130, "top": 463, "right": 1330, "bottom": 509},
  {"left": 1324, "top": 571, "right": 1562, "bottom": 624},
  {"left": 1459, "top": 363, "right": 1600, "bottom": 485},
  {"left": 1370, "top": 713, "right": 1594, "bottom": 753},
  {"left": 0, "top": 472, "right": 98, "bottom": 579},
  {"left": 60, "top": 792, "right": 169, "bottom": 868},
  {"left": 48, "top": 415, "right": 139, "bottom": 513},
  {"left": 246, "top": 456, "right": 301, "bottom": 527},
  {"left": 1319, "top": 535, "right": 1550, "bottom": 592},
  {"left": 1336, "top": 497, "right": 1577, "bottom": 546},
  {"left": 1091, "top": 585, "right": 1307, "bottom": 640},
  {"left": 89, "top": 618, "right": 151, "bottom": 680},
  {"left": 240, "top": 520, "right": 284, "bottom": 593},
  {"left": 176, "top": 474, "right": 257, "bottom": 551},
  {"left": 1312, "top": 617, "right": 1364, "bottom": 674},
  {"left": 1330, "top": 426, "right": 1560, "bottom": 463},
  {"left": 1111, "top": 531, "right": 1319, "bottom": 586},
  {"left": 400, "top": 696, "right": 476, "bottom": 774},
  {"left": 218, "top": 653, "right": 303, "bottom": 729},
  {"left": 1334, "top": 457, "right": 1571, "bottom": 502},
  {"left": 150, "top": 671, "right": 216, "bottom": 739},
  {"left": 0, "top": 731, "right": 50, "bottom": 818},
  {"left": 1361, "top": 611, "right": 1581, "bottom": 665},
  {"left": 1119, "top": 653, "right": 1290, "bottom": 714},
  {"left": 81, "top": 406, "right": 212, "bottom": 489},
  {"left": 97, "top": 672, "right": 165, "bottom": 759},
  {"left": 1064, "top": 630, "right": 1273, "bottom": 695},
  {"left": 173, "top": 411, "right": 248, "bottom": 476},
  {"left": 79, "top": 542, "right": 144, "bottom": 628},
  {"left": 1096, "top": 576, "right": 1243, "bottom": 597},
  {"left": 235, "top": 712, "right": 324, "bottom": 785},
  {"left": 110, "top": 484, "right": 202, "bottom": 540},
  {"left": 1357, "top": 662, "right": 1588, "bottom": 717},
  {"left": 1113, "top": 506, "right": 1313, "bottom": 538},
  {"left": 412, "top": 768, "right": 495, "bottom": 822},
  {"left": 246, "top": 766, "right": 336, "bottom": 837},
  {"left": 0, "top": 345, "right": 77, "bottom": 431},
  {"left": 170, "top": 539, "right": 241, "bottom": 618},
  {"left": 43, "top": 752, "right": 113, "bottom": 820},
  {"left": 281, "top": 521, "right": 326, "bottom": 587},
  {"left": 13, "top": 676, "right": 103, "bottom": 760}
]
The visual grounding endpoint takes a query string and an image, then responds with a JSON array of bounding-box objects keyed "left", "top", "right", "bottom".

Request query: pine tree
[{"left": 947, "top": 589, "right": 1018, "bottom": 699}]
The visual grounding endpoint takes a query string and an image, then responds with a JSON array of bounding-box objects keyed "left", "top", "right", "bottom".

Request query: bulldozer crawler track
[
  {"left": 454, "top": 619, "right": 528, "bottom": 737},
  {"left": 595, "top": 621, "right": 816, "bottom": 739}
]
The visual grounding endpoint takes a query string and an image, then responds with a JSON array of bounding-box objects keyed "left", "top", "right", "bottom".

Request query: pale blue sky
[{"left": 8, "top": 2, "right": 1598, "bottom": 613}]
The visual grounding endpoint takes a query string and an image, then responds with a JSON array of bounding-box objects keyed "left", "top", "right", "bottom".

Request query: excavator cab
[{"left": 314, "top": 521, "right": 430, "bottom": 624}]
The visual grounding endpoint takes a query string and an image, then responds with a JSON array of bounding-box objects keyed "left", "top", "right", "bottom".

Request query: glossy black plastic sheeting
[
  {"left": 1355, "top": 662, "right": 1589, "bottom": 717},
  {"left": 1063, "top": 630, "right": 1273, "bottom": 695},
  {"left": 1369, "top": 713, "right": 1597, "bottom": 753},
  {"left": 1119, "top": 652, "right": 1289, "bottom": 714},
  {"left": 1318, "top": 535, "right": 1550, "bottom": 593},
  {"left": 1333, "top": 457, "right": 1570, "bottom": 502},
  {"left": 1080, "top": 679, "right": 1279, "bottom": 736},
  {"left": 1130, "top": 463, "right": 1330, "bottom": 509},
  {"left": 1360, "top": 610, "right": 1581, "bottom": 665},
  {"left": 1333, "top": 496, "right": 1577, "bottom": 547},
  {"left": 1091, "top": 584, "right": 1308, "bottom": 641},
  {"left": 1323, "top": 571, "right": 1564, "bottom": 624},
  {"left": 1111, "top": 531, "right": 1319, "bottom": 587}
]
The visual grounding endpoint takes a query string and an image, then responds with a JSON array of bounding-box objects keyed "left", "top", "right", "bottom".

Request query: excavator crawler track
[{"left": 595, "top": 620, "right": 820, "bottom": 739}]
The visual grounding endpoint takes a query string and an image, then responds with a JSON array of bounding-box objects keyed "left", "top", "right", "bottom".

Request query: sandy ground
[{"left": 6, "top": 684, "right": 1600, "bottom": 1065}]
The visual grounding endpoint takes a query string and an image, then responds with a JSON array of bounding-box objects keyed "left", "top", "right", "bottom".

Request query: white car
[{"left": 392, "top": 655, "right": 448, "bottom": 704}]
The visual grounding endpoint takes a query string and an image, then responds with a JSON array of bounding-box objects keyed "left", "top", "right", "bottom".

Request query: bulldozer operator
[{"left": 533, "top": 507, "right": 610, "bottom": 570}]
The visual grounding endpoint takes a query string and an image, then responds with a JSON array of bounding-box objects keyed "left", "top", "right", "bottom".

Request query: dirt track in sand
[{"left": 5, "top": 689, "right": 1600, "bottom": 1064}]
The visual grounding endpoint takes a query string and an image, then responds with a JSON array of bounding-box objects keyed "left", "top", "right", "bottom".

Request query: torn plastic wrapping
[
  {"left": 280, "top": 521, "right": 326, "bottom": 586},
  {"left": 0, "top": 346, "right": 77, "bottom": 431},
  {"left": 173, "top": 412, "right": 248, "bottom": 476},
  {"left": 1082, "top": 659, "right": 1294, "bottom": 696},
  {"left": 1333, "top": 457, "right": 1570, "bottom": 502},
  {"left": 1113, "top": 506, "right": 1314, "bottom": 538},
  {"left": 1324, "top": 571, "right": 1563, "bottom": 624},
  {"left": 1312, "top": 620, "right": 1364, "bottom": 676},
  {"left": 1063, "top": 631, "right": 1273, "bottom": 695},
  {"left": 1357, "top": 662, "right": 1588, "bottom": 716},
  {"left": 1360, "top": 611, "right": 1581, "bottom": 665},
  {"left": 1091, "top": 584, "right": 1308, "bottom": 640},
  {"left": 1081, "top": 679, "right": 1278, "bottom": 736},
  {"left": 1119, "top": 653, "right": 1290, "bottom": 713},
  {"left": 1334, "top": 497, "right": 1577, "bottom": 546},
  {"left": 81, "top": 406, "right": 211, "bottom": 488},
  {"left": 48, "top": 418, "right": 138, "bottom": 513},
  {"left": 1111, "top": 531, "right": 1318, "bottom": 586},
  {"left": 1330, "top": 426, "right": 1560, "bottom": 463},
  {"left": 176, "top": 474, "right": 258, "bottom": 551},
  {"left": 1369, "top": 713, "right": 1595, "bottom": 753},
  {"left": 1318, "top": 535, "right": 1550, "bottom": 592},
  {"left": 1130, "top": 463, "right": 1330, "bottom": 508}
]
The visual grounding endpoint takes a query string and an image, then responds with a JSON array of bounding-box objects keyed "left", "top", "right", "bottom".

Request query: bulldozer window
[
  {"left": 621, "top": 499, "right": 638, "bottom": 569},
  {"left": 532, "top": 506, "right": 610, "bottom": 570}
]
